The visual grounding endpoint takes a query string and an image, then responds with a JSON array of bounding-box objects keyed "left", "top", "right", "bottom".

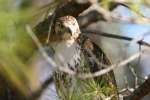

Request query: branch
[
  {"left": 82, "top": 29, "right": 150, "bottom": 48},
  {"left": 29, "top": 76, "right": 53, "bottom": 100},
  {"left": 26, "top": 25, "right": 75, "bottom": 75},
  {"left": 27, "top": 25, "right": 145, "bottom": 79},
  {"left": 125, "top": 75, "right": 150, "bottom": 100},
  {"left": 107, "top": 1, "right": 130, "bottom": 11},
  {"left": 78, "top": 51, "right": 142, "bottom": 79},
  {"left": 34, "top": 0, "right": 92, "bottom": 35},
  {"left": 77, "top": 10, "right": 106, "bottom": 28}
]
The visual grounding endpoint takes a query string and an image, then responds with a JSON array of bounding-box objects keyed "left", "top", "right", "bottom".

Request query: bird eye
[{"left": 57, "top": 23, "right": 62, "bottom": 27}]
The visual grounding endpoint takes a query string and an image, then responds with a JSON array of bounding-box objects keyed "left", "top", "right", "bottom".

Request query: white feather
[{"left": 52, "top": 41, "right": 81, "bottom": 69}]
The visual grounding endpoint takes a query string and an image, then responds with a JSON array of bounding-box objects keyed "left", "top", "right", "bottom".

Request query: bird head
[{"left": 54, "top": 16, "right": 81, "bottom": 43}]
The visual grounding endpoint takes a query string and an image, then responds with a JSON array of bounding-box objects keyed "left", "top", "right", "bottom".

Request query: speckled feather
[{"left": 50, "top": 16, "right": 118, "bottom": 100}]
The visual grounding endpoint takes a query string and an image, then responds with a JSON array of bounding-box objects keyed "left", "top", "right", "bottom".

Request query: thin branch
[
  {"left": 129, "top": 65, "right": 139, "bottom": 88},
  {"left": 26, "top": 25, "right": 149, "bottom": 100},
  {"left": 108, "top": 1, "right": 130, "bottom": 11},
  {"left": 126, "top": 75, "right": 150, "bottom": 100},
  {"left": 94, "top": 3, "right": 150, "bottom": 23},
  {"left": 34, "top": 0, "right": 92, "bottom": 35},
  {"left": 82, "top": 30, "right": 150, "bottom": 47},
  {"left": 129, "top": 31, "right": 150, "bottom": 45},
  {"left": 78, "top": 51, "right": 143, "bottom": 79},
  {"left": 26, "top": 25, "right": 75, "bottom": 75},
  {"left": 28, "top": 76, "right": 53, "bottom": 100},
  {"left": 77, "top": 10, "right": 107, "bottom": 28},
  {"left": 84, "top": 48, "right": 109, "bottom": 68},
  {"left": 27, "top": 25, "right": 146, "bottom": 80}
]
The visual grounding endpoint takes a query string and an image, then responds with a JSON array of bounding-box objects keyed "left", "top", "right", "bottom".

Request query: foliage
[
  {"left": 0, "top": 0, "right": 149, "bottom": 99},
  {"left": 0, "top": 0, "right": 39, "bottom": 96}
]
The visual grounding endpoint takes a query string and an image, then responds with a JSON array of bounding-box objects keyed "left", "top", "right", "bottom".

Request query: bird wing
[{"left": 77, "top": 34, "right": 119, "bottom": 98}]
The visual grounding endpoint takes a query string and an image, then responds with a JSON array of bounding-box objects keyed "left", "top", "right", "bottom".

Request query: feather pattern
[{"left": 49, "top": 16, "right": 118, "bottom": 100}]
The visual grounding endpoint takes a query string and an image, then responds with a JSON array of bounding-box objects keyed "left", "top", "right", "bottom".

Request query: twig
[
  {"left": 77, "top": 10, "right": 107, "bottom": 28},
  {"left": 82, "top": 30, "right": 150, "bottom": 48},
  {"left": 26, "top": 25, "right": 75, "bottom": 75},
  {"left": 92, "top": 3, "right": 150, "bottom": 23},
  {"left": 27, "top": 25, "right": 146, "bottom": 80},
  {"left": 84, "top": 48, "right": 109, "bottom": 68},
  {"left": 126, "top": 75, "right": 150, "bottom": 100},
  {"left": 78, "top": 51, "right": 143, "bottom": 79},
  {"left": 34, "top": 0, "right": 91, "bottom": 35},
  {"left": 105, "top": 94, "right": 116, "bottom": 100},
  {"left": 28, "top": 76, "right": 54, "bottom": 100},
  {"left": 129, "top": 31, "right": 150, "bottom": 45},
  {"left": 46, "top": 13, "right": 55, "bottom": 44},
  {"left": 129, "top": 65, "right": 139, "bottom": 89}
]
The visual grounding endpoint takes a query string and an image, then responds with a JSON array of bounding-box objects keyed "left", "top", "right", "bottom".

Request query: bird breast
[{"left": 52, "top": 41, "right": 81, "bottom": 70}]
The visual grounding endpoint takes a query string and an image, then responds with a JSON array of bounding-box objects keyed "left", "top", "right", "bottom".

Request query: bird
[{"left": 47, "top": 15, "right": 118, "bottom": 100}]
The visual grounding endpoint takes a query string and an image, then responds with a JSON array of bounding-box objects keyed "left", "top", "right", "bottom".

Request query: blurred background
[{"left": 0, "top": 0, "right": 150, "bottom": 100}]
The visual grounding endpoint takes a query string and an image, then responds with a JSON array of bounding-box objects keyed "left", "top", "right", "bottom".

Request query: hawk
[{"left": 47, "top": 16, "right": 118, "bottom": 100}]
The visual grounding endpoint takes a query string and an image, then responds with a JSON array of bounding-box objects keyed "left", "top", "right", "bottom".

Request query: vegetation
[{"left": 0, "top": 0, "right": 150, "bottom": 100}]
